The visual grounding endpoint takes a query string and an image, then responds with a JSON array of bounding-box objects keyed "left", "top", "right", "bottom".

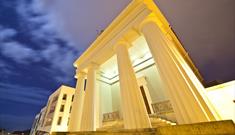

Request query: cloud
[
  {"left": 0, "top": 0, "right": 81, "bottom": 83},
  {"left": 38, "top": 0, "right": 132, "bottom": 52},
  {"left": 0, "top": 41, "right": 78, "bottom": 82},
  {"left": 0, "top": 41, "right": 41, "bottom": 64},
  {"left": 40, "top": 44, "right": 78, "bottom": 82},
  {"left": 0, "top": 82, "right": 50, "bottom": 106},
  {"left": 0, "top": 26, "right": 17, "bottom": 41}
]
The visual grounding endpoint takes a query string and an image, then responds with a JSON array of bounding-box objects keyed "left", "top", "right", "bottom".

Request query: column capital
[
  {"left": 113, "top": 38, "right": 131, "bottom": 52},
  {"left": 75, "top": 69, "right": 86, "bottom": 79},
  {"left": 139, "top": 13, "right": 171, "bottom": 36},
  {"left": 87, "top": 62, "right": 99, "bottom": 70},
  {"left": 139, "top": 13, "right": 160, "bottom": 31}
]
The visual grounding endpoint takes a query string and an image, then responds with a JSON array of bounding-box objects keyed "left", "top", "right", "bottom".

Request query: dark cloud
[{"left": 0, "top": 82, "right": 49, "bottom": 106}]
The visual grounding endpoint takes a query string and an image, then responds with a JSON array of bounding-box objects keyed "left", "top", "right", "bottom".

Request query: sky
[
  {"left": 0, "top": 0, "right": 80, "bottom": 131},
  {"left": 0, "top": 0, "right": 234, "bottom": 132}
]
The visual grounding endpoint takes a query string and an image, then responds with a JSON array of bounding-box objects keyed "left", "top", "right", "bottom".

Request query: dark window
[
  {"left": 67, "top": 117, "right": 70, "bottom": 126},
  {"left": 52, "top": 95, "right": 58, "bottom": 103},
  {"left": 57, "top": 117, "right": 62, "bottom": 125},
  {"left": 84, "top": 79, "right": 87, "bottom": 91},
  {"left": 71, "top": 95, "right": 74, "bottom": 102},
  {"left": 62, "top": 94, "right": 67, "bottom": 100},
  {"left": 49, "top": 105, "right": 56, "bottom": 114},
  {"left": 60, "top": 105, "right": 64, "bottom": 112},
  {"left": 140, "top": 86, "right": 151, "bottom": 114},
  {"left": 69, "top": 106, "right": 72, "bottom": 113}
]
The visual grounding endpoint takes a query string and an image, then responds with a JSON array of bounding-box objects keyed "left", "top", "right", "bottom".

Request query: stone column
[
  {"left": 139, "top": 16, "right": 220, "bottom": 124},
  {"left": 69, "top": 71, "right": 86, "bottom": 131},
  {"left": 80, "top": 63, "right": 98, "bottom": 131},
  {"left": 114, "top": 41, "right": 152, "bottom": 129}
]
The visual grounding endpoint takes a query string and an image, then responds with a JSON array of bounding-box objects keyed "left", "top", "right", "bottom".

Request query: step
[
  {"left": 98, "top": 116, "right": 176, "bottom": 130},
  {"left": 52, "top": 120, "right": 235, "bottom": 135}
]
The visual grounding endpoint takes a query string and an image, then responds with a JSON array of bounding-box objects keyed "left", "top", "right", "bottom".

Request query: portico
[{"left": 69, "top": 0, "right": 221, "bottom": 132}]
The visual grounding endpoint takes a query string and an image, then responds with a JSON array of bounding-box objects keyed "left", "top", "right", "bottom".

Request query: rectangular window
[
  {"left": 57, "top": 117, "right": 62, "bottom": 125},
  {"left": 140, "top": 86, "right": 151, "bottom": 114},
  {"left": 67, "top": 117, "right": 70, "bottom": 126},
  {"left": 62, "top": 94, "right": 67, "bottom": 100},
  {"left": 52, "top": 95, "right": 58, "bottom": 103},
  {"left": 60, "top": 105, "right": 64, "bottom": 112},
  {"left": 69, "top": 106, "right": 72, "bottom": 113},
  {"left": 84, "top": 79, "right": 87, "bottom": 91},
  {"left": 71, "top": 95, "right": 74, "bottom": 102}
]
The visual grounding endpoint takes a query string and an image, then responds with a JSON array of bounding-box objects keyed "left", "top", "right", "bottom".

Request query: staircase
[
  {"left": 150, "top": 114, "right": 176, "bottom": 128},
  {"left": 97, "top": 115, "right": 176, "bottom": 131}
]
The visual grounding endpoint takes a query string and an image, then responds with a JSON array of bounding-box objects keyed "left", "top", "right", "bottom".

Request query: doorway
[{"left": 140, "top": 85, "right": 152, "bottom": 114}]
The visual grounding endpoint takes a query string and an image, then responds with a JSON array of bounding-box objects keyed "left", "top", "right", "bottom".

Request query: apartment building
[{"left": 30, "top": 85, "right": 75, "bottom": 135}]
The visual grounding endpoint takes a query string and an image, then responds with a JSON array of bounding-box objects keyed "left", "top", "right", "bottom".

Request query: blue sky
[
  {"left": 0, "top": 0, "right": 234, "bottom": 132},
  {"left": 0, "top": 0, "right": 80, "bottom": 131}
]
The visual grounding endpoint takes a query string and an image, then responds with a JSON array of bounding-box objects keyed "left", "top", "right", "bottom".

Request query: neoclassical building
[{"left": 66, "top": 0, "right": 234, "bottom": 132}]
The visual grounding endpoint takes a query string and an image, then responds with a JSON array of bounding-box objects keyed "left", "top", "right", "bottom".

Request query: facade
[
  {"left": 30, "top": 85, "right": 75, "bottom": 135},
  {"left": 31, "top": 0, "right": 235, "bottom": 134},
  {"left": 68, "top": 0, "right": 235, "bottom": 132},
  {"left": 30, "top": 107, "right": 46, "bottom": 135},
  {"left": 30, "top": 114, "right": 40, "bottom": 135}
]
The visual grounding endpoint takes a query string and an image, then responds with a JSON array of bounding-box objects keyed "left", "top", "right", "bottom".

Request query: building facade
[
  {"left": 68, "top": 0, "right": 235, "bottom": 132},
  {"left": 31, "top": 0, "right": 235, "bottom": 134},
  {"left": 30, "top": 114, "right": 40, "bottom": 135},
  {"left": 30, "top": 85, "right": 75, "bottom": 135}
]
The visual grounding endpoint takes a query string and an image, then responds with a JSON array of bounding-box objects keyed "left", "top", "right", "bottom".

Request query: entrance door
[{"left": 140, "top": 86, "right": 151, "bottom": 114}]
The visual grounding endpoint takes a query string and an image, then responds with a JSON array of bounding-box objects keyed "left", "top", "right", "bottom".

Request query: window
[
  {"left": 52, "top": 95, "right": 58, "bottom": 103},
  {"left": 67, "top": 117, "right": 70, "bottom": 126},
  {"left": 140, "top": 86, "right": 151, "bottom": 114},
  {"left": 71, "top": 95, "right": 74, "bottom": 102},
  {"left": 69, "top": 106, "right": 72, "bottom": 113},
  {"left": 49, "top": 105, "right": 56, "bottom": 114},
  {"left": 60, "top": 105, "right": 64, "bottom": 112},
  {"left": 62, "top": 94, "right": 67, "bottom": 100},
  {"left": 57, "top": 117, "right": 62, "bottom": 125},
  {"left": 84, "top": 79, "right": 87, "bottom": 91}
]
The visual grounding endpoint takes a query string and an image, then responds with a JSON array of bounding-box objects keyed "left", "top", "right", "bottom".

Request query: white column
[
  {"left": 140, "top": 17, "right": 220, "bottom": 124},
  {"left": 80, "top": 63, "right": 98, "bottom": 131},
  {"left": 115, "top": 41, "right": 151, "bottom": 129},
  {"left": 95, "top": 74, "right": 101, "bottom": 129},
  {"left": 68, "top": 71, "right": 86, "bottom": 131}
]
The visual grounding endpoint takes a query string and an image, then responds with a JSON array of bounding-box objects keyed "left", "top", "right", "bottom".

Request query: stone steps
[{"left": 97, "top": 116, "right": 176, "bottom": 131}]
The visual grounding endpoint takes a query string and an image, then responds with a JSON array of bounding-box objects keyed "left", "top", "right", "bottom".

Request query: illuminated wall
[
  {"left": 98, "top": 61, "right": 176, "bottom": 122},
  {"left": 206, "top": 81, "right": 235, "bottom": 122}
]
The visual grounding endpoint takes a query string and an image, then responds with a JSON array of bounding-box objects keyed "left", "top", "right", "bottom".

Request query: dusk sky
[{"left": 0, "top": 0, "right": 234, "bottom": 131}]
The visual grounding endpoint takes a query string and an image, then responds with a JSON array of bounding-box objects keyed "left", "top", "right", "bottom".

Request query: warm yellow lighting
[{"left": 206, "top": 81, "right": 235, "bottom": 122}]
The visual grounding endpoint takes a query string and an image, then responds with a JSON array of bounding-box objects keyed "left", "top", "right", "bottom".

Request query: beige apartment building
[{"left": 30, "top": 85, "right": 75, "bottom": 135}]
